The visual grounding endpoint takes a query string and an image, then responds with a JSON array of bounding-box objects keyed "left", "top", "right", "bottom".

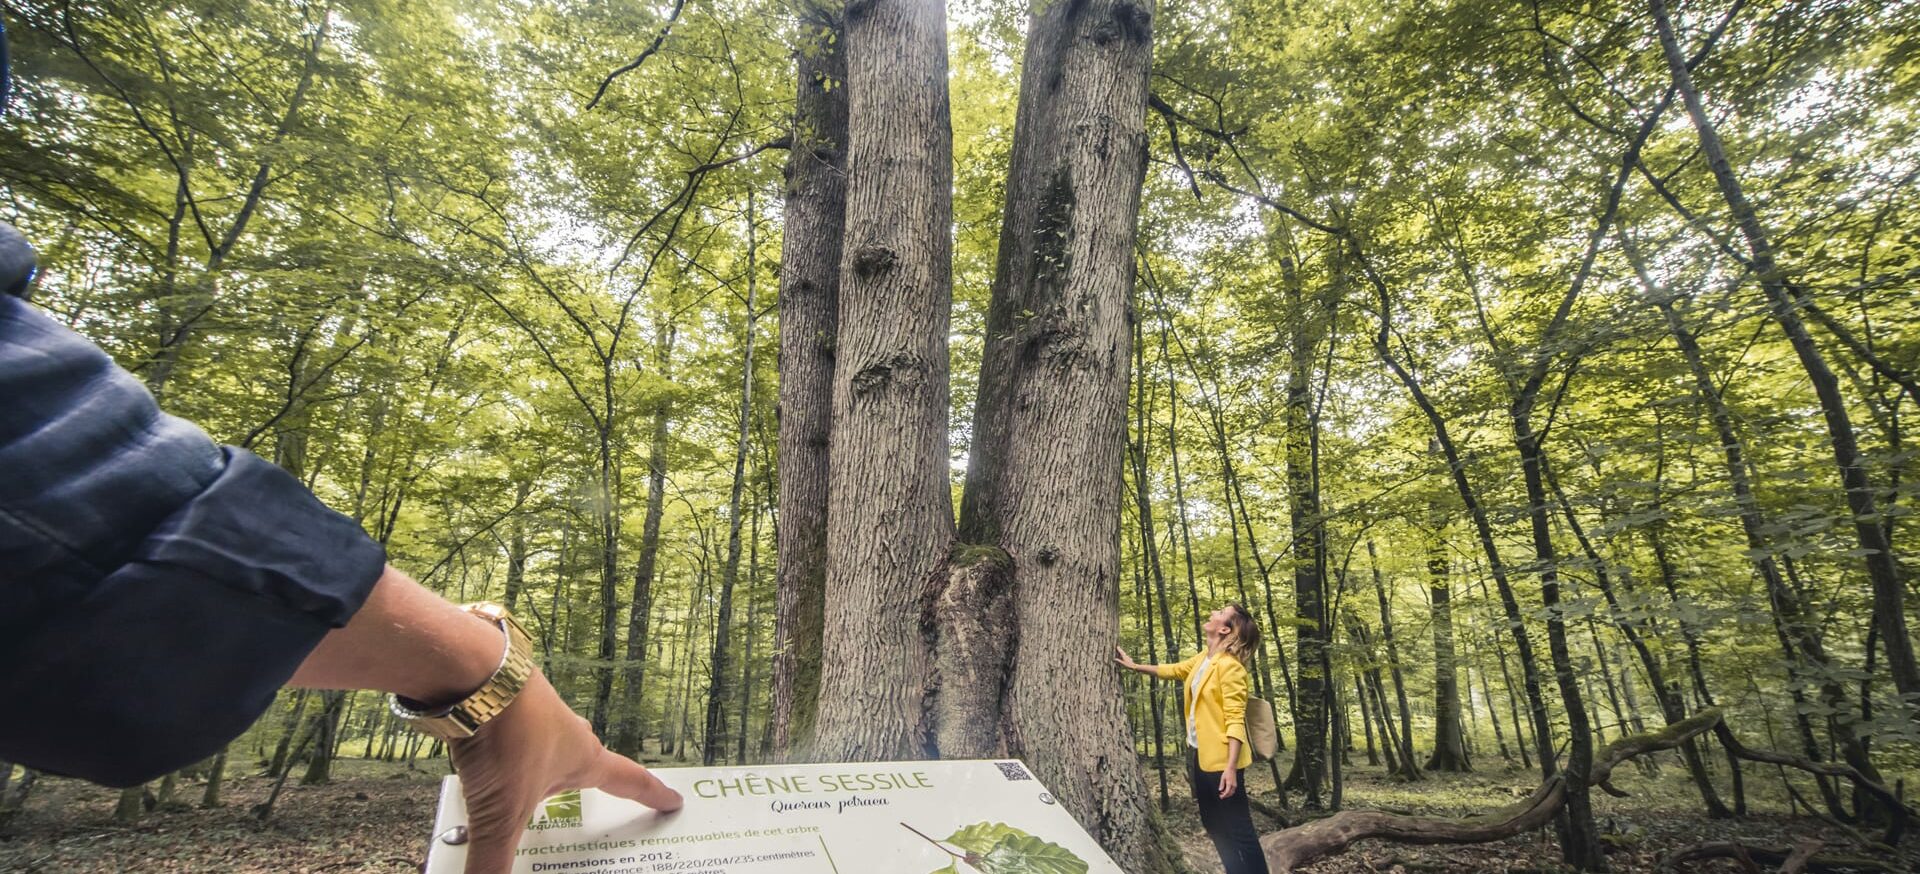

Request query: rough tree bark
[
  {"left": 954, "top": 0, "right": 1174, "bottom": 865},
  {"left": 812, "top": 0, "right": 957, "bottom": 762},
  {"left": 771, "top": 0, "right": 847, "bottom": 763}
]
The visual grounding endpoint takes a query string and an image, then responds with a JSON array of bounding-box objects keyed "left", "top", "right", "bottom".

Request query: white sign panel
[{"left": 424, "top": 759, "right": 1126, "bottom": 874}]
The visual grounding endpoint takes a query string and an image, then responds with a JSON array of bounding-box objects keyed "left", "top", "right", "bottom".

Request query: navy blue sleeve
[{"left": 0, "top": 294, "right": 386, "bottom": 787}]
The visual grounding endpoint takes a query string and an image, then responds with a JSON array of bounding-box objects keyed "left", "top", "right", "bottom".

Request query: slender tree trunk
[
  {"left": 1548, "top": 462, "right": 1729, "bottom": 812},
  {"left": 1475, "top": 655, "right": 1512, "bottom": 764},
  {"left": 704, "top": 194, "right": 762, "bottom": 765},
  {"left": 1136, "top": 554, "right": 1172, "bottom": 812},
  {"left": 1132, "top": 323, "right": 1174, "bottom": 813},
  {"left": 1355, "top": 674, "right": 1380, "bottom": 766},
  {"left": 1285, "top": 262, "right": 1330, "bottom": 806},
  {"left": 301, "top": 691, "right": 348, "bottom": 785},
  {"left": 115, "top": 784, "right": 147, "bottom": 823},
  {"left": 1212, "top": 410, "right": 1294, "bottom": 783},
  {"left": 1606, "top": 640, "right": 1648, "bottom": 736},
  {"left": 1649, "top": 0, "right": 1918, "bottom": 709},
  {"left": 200, "top": 748, "right": 228, "bottom": 808},
  {"left": 739, "top": 487, "right": 765, "bottom": 764},
  {"left": 1458, "top": 653, "right": 1482, "bottom": 758},
  {"left": 1365, "top": 280, "right": 1556, "bottom": 777},
  {"left": 1514, "top": 410, "right": 1603, "bottom": 868},
  {"left": 1368, "top": 540, "right": 1419, "bottom": 778},
  {"left": 1585, "top": 621, "right": 1627, "bottom": 737},
  {"left": 1371, "top": 673, "right": 1404, "bottom": 776},
  {"left": 268, "top": 690, "right": 311, "bottom": 777},
  {"left": 1426, "top": 545, "right": 1471, "bottom": 772},
  {"left": 503, "top": 480, "right": 531, "bottom": 613},
  {"left": 1159, "top": 320, "right": 1205, "bottom": 650},
  {"left": 590, "top": 425, "right": 624, "bottom": 736},
  {"left": 613, "top": 322, "right": 676, "bottom": 757},
  {"left": 771, "top": 0, "right": 847, "bottom": 763},
  {"left": 1487, "top": 583, "right": 1535, "bottom": 772},
  {"left": 676, "top": 564, "right": 707, "bottom": 760},
  {"left": 1638, "top": 269, "right": 1878, "bottom": 817}
]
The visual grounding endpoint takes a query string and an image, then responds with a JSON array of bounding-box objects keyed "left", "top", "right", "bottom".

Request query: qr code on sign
[{"left": 995, "top": 761, "right": 1032, "bottom": 781}]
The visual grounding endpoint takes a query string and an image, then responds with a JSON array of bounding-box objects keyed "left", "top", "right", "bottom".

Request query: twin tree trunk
[
  {"left": 963, "top": 0, "right": 1163, "bottom": 863},
  {"left": 781, "top": 0, "right": 1172, "bottom": 867},
  {"left": 810, "top": 0, "right": 959, "bottom": 761},
  {"left": 770, "top": 1, "right": 847, "bottom": 762}
]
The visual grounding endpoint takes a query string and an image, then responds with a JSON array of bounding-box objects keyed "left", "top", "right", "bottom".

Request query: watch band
[{"left": 388, "top": 602, "right": 535, "bottom": 741}]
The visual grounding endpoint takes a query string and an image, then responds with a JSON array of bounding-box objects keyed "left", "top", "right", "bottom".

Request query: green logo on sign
[{"left": 528, "top": 790, "right": 583, "bottom": 830}]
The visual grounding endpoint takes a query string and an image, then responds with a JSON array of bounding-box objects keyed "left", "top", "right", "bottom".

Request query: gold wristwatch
[{"left": 389, "top": 602, "right": 535, "bottom": 741}]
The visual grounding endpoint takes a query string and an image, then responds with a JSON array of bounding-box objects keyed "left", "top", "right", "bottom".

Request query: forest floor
[{"left": 1, "top": 754, "right": 1913, "bottom": 873}]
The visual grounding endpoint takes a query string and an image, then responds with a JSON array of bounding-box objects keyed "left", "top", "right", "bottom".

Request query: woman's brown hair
[{"left": 1222, "top": 604, "right": 1260, "bottom": 663}]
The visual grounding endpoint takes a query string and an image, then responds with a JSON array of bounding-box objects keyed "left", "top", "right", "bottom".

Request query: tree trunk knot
[
  {"left": 852, "top": 244, "right": 897, "bottom": 278},
  {"left": 1035, "top": 546, "right": 1060, "bottom": 565},
  {"left": 851, "top": 350, "right": 923, "bottom": 395},
  {"left": 1093, "top": 1, "right": 1152, "bottom": 46}
]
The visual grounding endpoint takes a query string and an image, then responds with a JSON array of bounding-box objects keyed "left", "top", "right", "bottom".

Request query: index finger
[{"left": 592, "top": 748, "right": 684, "bottom": 813}]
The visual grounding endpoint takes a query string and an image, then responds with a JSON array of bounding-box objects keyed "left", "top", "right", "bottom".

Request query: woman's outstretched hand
[
  {"left": 451, "top": 671, "right": 683, "bottom": 874},
  {"left": 1114, "top": 647, "right": 1156, "bottom": 675}
]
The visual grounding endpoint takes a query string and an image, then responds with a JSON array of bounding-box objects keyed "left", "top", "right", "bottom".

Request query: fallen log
[
  {"left": 1257, "top": 708, "right": 1913, "bottom": 872},
  {"left": 1660, "top": 839, "right": 1897, "bottom": 873},
  {"left": 1259, "top": 776, "right": 1567, "bottom": 872}
]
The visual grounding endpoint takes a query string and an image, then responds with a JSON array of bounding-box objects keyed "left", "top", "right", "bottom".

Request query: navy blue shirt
[{"left": 1, "top": 292, "right": 385, "bottom": 787}]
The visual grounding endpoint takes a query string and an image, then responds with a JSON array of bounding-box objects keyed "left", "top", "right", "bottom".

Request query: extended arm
[{"left": 0, "top": 290, "right": 677, "bottom": 874}]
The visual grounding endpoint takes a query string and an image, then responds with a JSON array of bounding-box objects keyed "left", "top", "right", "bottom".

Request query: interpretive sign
[{"left": 424, "top": 759, "right": 1127, "bottom": 874}]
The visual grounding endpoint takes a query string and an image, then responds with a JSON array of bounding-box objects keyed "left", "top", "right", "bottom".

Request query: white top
[{"left": 1186, "top": 652, "right": 1214, "bottom": 749}]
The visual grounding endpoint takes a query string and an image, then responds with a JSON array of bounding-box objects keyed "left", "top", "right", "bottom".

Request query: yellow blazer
[{"left": 1157, "top": 649, "right": 1253, "bottom": 772}]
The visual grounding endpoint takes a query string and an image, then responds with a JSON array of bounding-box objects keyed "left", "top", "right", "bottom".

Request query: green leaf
[
  {"left": 945, "top": 822, "right": 1019, "bottom": 854},
  {"left": 976, "top": 834, "right": 1089, "bottom": 874},
  {"left": 939, "top": 823, "right": 1087, "bottom": 874}
]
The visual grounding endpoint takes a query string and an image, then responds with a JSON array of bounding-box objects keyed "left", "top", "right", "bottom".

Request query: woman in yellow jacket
[{"left": 1117, "top": 604, "right": 1268, "bottom": 874}]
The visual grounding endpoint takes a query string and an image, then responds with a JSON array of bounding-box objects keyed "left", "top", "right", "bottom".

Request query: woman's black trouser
[{"left": 1188, "top": 751, "right": 1269, "bottom": 874}]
